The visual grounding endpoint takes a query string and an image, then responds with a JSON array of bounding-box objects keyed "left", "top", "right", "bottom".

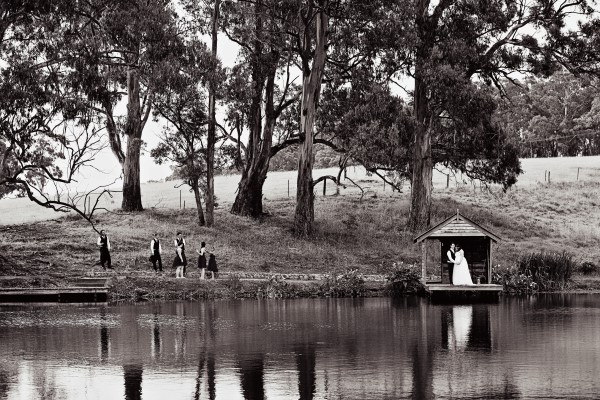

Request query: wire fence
[{"left": 2, "top": 157, "right": 599, "bottom": 225}]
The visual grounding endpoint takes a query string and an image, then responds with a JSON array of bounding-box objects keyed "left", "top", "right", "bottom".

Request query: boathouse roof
[{"left": 413, "top": 211, "right": 501, "bottom": 243}]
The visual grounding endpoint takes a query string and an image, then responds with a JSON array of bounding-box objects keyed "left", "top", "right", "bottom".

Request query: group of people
[
  {"left": 97, "top": 230, "right": 218, "bottom": 279},
  {"left": 446, "top": 242, "right": 474, "bottom": 285}
]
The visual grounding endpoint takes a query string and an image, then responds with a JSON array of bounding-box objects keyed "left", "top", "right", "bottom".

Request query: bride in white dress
[{"left": 452, "top": 245, "right": 474, "bottom": 285}]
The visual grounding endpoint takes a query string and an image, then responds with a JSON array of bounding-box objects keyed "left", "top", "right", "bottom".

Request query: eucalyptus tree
[
  {"left": 286, "top": 0, "right": 413, "bottom": 237},
  {"left": 220, "top": 0, "right": 300, "bottom": 218},
  {"left": 495, "top": 72, "right": 600, "bottom": 157},
  {"left": 0, "top": 0, "right": 110, "bottom": 228},
  {"left": 151, "top": 39, "right": 220, "bottom": 227},
  {"left": 57, "top": 0, "right": 186, "bottom": 212},
  {"left": 402, "top": 0, "right": 600, "bottom": 231}
]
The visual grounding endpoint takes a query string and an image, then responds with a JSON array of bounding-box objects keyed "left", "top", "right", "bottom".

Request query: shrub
[
  {"left": 385, "top": 264, "right": 425, "bottom": 296},
  {"left": 320, "top": 269, "right": 366, "bottom": 297},
  {"left": 579, "top": 262, "right": 598, "bottom": 275},
  {"left": 257, "top": 274, "right": 291, "bottom": 299},
  {"left": 492, "top": 265, "right": 538, "bottom": 294},
  {"left": 224, "top": 273, "right": 243, "bottom": 293},
  {"left": 517, "top": 251, "right": 577, "bottom": 291}
]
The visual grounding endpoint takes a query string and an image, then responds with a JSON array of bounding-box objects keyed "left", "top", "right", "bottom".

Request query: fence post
[
  {"left": 577, "top": 167, "right": 580, "bottom": 181},
  {"left": 544, "top": 170, "right": 547, "bottom": 182},
  {"left": 548, "top": 171, "right": 551, "bottom": 183},
  {"left": 179, "top": 190, "right": 182, "bottom": 209},
  {"left": 184, "top": 200, "right": 185, "bottom": 209},
  {"left": 446, "top": 174, "right": 450, "bottom": 188},
  {"left": 287, "top": 180, "right": 290, "bottom": 197},
  {"left": 323, "top": 179, "right": 326, "bottom": 196},
  {"left": 383, "top": 180, "right": 386, "bottom": 191}
]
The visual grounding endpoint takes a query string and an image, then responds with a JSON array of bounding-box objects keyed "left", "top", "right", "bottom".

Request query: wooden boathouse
[{"left": 414, "top": 211, "right": 503, "bottom": 298}]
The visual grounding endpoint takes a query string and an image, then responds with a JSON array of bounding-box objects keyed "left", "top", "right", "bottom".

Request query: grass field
[
  {"left": 0, "top": 173, "right": 599, "bottom": 282},
  {"left": 1, "top": 155, "right": 599, "bottom": 225},
  {"left": 0, "top": 155, "right": 599, "bottom": 288}
]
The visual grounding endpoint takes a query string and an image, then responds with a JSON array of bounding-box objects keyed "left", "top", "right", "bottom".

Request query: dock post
[{"left": 421, "top": 242, "right": 427, "bottom": 283}]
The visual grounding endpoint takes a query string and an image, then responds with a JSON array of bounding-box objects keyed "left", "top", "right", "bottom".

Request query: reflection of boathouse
[{"left": 414, "top": 211, "right": 503, "bottom": 297}]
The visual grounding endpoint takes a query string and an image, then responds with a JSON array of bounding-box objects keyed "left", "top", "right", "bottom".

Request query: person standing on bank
[
  {"left": 173, "top": 232, "right": 187, "bottom": 278},
  {"left": 207, "top": 253, "right": 218, "bottom": 280},
  {"left": 446, "top": 243, "right": 456, "bottom": 284},
  {"left": 150, "top": 233, "right": 163, "bottom": 272},
  {"left": 196, "top": 242, "right": 207, "bottom": 280},
  {"left": 97, "top": 230, "right": 112, "bottom": 270}
]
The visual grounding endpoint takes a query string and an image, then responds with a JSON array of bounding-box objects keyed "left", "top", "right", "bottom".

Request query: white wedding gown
[{"left": 452, "top": 250, "right": 474, "bottom": 285}]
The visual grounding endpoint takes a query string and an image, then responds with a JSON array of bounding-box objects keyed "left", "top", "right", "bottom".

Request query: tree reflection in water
[
  {"left": 295, "top": 343, "right": 316, "bottom": 400},
  {"left": 99, "top": 306, "right": 110, "bottom": 362},
  {"left": 123, "top": 364, "right": 143, "bottom": 400},
  {"left": 238, "top": 355, "right": 265, "bottom": 400},
  {"left": 1, "top": 297, "right": 599, "bottom": 399}
]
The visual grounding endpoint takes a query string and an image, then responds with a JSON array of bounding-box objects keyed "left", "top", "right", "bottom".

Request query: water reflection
[
  {"left": 295, "top": 343, "right": 316, "bottom": 400},
  {"left": 238, "top": 356, "right": 265, "bottom": 400},
  {"left": 441, "top": 305, "right": 493, "bottom": 353},
  {"left": 123, "top": 364, "right": 143, "bottom": 400},
  {"left": 100, "top": 307, "right": 110, "bottom": 362},
  {"left": 0, "top": 296, "right": 599, "bottom": 399}
]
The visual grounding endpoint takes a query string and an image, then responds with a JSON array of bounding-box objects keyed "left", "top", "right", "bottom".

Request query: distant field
[{"left": 1, "top": 155, "right": 598, "bottom": 225}]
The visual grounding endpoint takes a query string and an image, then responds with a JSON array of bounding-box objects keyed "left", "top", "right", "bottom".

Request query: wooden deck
[
  {"left": 0, "top": 278, "right": 108, "bottom": 303},
  {"left": 425, "top": 284, "right": 503, "bottom": 293},
  {"left": 425, "top": 283, "right": 503, "bottom": 302}
]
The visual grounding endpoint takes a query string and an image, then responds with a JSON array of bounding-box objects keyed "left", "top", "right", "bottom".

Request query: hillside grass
[{"left": 1, "top": 181, "right": 599, "bottom": 284}]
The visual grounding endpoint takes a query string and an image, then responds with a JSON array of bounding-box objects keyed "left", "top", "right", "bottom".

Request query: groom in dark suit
[{"left": 446, "top": 243, "right": 456, "bottom": 284}]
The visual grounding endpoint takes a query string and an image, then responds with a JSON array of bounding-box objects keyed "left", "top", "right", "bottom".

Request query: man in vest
[
  {"left": 150, "top": 233, "right": 163, "bottom": 272},
  {"left": 97, "top": 229, "right": 112, "bottom": 270},
  {"left": 447, "top": 242, "right": 456, "bottom": 284}
]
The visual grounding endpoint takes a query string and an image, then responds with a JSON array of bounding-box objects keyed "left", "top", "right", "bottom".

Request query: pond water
[{"left": 0, "top": 295, "right": 599, "bottom": 399}]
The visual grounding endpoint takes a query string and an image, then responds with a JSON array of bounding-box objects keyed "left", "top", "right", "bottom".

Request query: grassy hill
[
  {"left": 1, "top": 179, "right": 599, "bottom": 285},
  {"left": 1, "top": 156, "right": 598, "bottom": 225}
]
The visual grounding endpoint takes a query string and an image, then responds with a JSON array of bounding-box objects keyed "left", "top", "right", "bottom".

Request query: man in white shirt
[
  {"left": 150, "top": 233, "right": 163, "bottom": 272},
  {"left": 97, "top": 230, "right": 112, "bottom": 270}
]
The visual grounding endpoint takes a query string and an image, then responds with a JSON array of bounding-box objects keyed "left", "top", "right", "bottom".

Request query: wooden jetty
[
  {"left": 0, "top": 278, "right": 108, "bottom": 303},
  {"left": 425, "top": 283, "right": 503, "bottom": 302},
  {"left": 414, "top": 211, "right": 504, "bottom": 301}
]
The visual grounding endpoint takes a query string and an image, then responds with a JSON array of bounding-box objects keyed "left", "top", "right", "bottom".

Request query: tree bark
[
  {"left": 205, "top": 0, "right": 220, "bottom": 227},
  {"left": 407, "top": 0, "right": 433, "bottom": 231},
  {"left": 231, "top": 0, "right": 281, "bottom": 218},
  {"left": 122, "top": 136, "right": 143, "bottom": 211},
  {"left": 192, "top": 181, "right": 206, "bottom": 226},
  {"left": 293, "top": 6, "right": 328, "bottom": 237},
  {"left": 121, "top": 68, "right": 144, "bottom": 211}
]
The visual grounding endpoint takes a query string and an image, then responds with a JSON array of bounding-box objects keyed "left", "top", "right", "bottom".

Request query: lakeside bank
[{"left": 1, "top": 181, "right": 599, "bottom": 299}]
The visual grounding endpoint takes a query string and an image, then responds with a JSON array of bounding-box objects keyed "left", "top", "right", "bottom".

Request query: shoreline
[
  {"left": 2, "top": 271, "right": 600, "bottom": 303},
  {"left": 1, "top": 181, "right": 599, "bottom": 301}
]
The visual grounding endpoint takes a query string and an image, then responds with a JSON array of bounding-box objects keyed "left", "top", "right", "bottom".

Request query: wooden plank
[
  {"left": 421, "top": 242, "right": 427, "bottom": 283},
  {"left": 426, "top": 232, "right": 487, "bottom": 237},
  {"left": 0, "top": 288, "right": 108, "bottom": 295},
  {"left": 488, "top": 239, "right": 493, "bottom": 284},
  {"left": 425, "top": 284, "right": 503, "bottom": 292}
]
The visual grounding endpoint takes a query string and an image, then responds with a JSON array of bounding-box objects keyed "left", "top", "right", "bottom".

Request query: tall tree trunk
[
  {"left": 407, "top": 79, "right": 432, "bottom": 231},
  {"left": 293, "top": 7, "right": 328, "bottom": 237},
  {"left": 122, "top": 136, "right": 143, "bottom": 211},
  {"left": 205, "top": 0, "right": 220, "bottom": 227},
  {"left": 407, "top": 0, "right": 433, "bottom": 231},
  {"left": 192, "top": 181, "right": 206, "bottom": 226},
  {"left": 231, "top": 37, "right": 280, "bottom": 218},
  {"left": 122, "top": 69, "right": 144, "bottom": 211}
]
